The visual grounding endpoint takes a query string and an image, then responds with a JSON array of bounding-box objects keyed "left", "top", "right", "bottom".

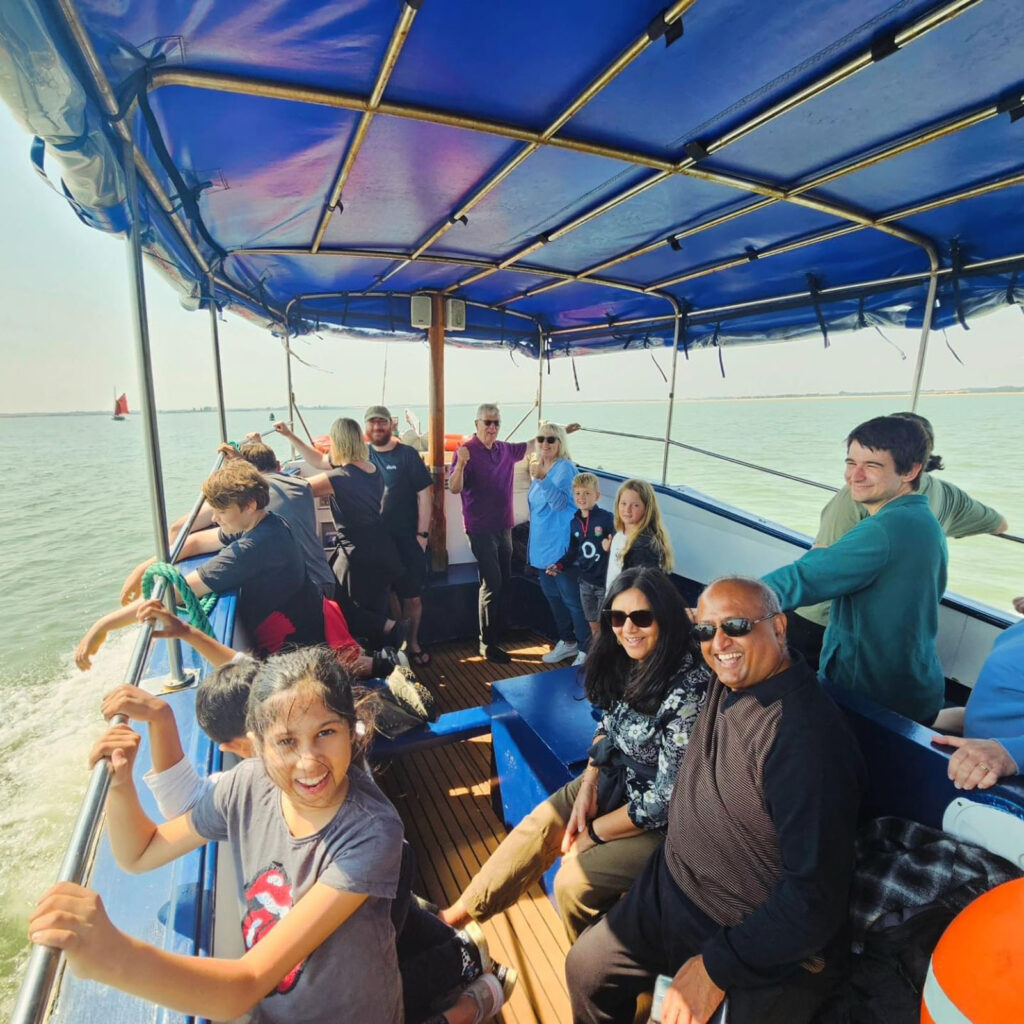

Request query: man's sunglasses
[
  {"left": 478, "top": 419, "right": 500, "bottom": 427},
  {"left": 692, "top": 613, "right": 777, "bottom": 643},
  {"left": 604, "top": 609, "right": 656, "bottom": 628},
  {"left": 536, "top": 435, "right": 559, "bottom": 444}
]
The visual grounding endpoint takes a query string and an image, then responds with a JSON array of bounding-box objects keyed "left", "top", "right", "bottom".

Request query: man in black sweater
[{"left": 566, "top": 576, "right": 865, "bottom": 1024}]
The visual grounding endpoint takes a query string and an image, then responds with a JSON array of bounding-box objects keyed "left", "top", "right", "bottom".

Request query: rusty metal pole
[{"left": 427, "top": 293, "right": 448, "bottom": 572}]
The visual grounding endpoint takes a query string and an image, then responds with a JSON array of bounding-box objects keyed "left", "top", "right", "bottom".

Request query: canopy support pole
[
  {"left": 427, "top": 293, "right": 448, "bottom": 573},
  {"left": 284, "top": 334, "right": 296, "bottom": 460},
  {"left": 909, "top": 261, "right": 940, "bottom": 412},
  {"left": 207, "top": 272, "right": 228, "bottom": 443},
  {"left": 660, "top": 297, "right": 683, "bottom": 485},
  {"left": 537, "top": 327, "right": 545, "bottom": 429},
  {"left": 122, "top": 138, "right": 186, "bottom": 686}
]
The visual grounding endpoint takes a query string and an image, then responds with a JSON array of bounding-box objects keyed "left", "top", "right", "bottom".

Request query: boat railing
[
  {"left": 576, "top": 425, "right": 1024, "bottom": 545},
  {"left": 9, "top": 452, "right": 225, "bottom": 1024}
]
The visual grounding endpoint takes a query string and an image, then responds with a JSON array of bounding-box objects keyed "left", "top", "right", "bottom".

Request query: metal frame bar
[
  {"left": 311, "top": 1, "right": 419, "bottom": 253},
  {"left": 661, "top": 297, "right": 683, "bottom": 485},
  {"left": 547, "top": 248, "right": 1024, "bottom": 340},
  {"left": 372, "top": 0, "right": 697, "bottom": 287},
  {"left": 207, "top": 272, "right": 228, "bottom": 443}
]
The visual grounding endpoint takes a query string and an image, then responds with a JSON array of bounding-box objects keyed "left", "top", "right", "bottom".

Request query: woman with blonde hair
[
  {"left": 276, "top": 418, "right": 405, "bottom": 648},
  {"left": 605, "top": 478, "right": 673, "bottom": 592}
]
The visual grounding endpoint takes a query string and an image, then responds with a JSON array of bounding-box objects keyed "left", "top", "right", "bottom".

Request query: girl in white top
[{"left": 605, "top": 478, "right": 674, "bottom": 592}]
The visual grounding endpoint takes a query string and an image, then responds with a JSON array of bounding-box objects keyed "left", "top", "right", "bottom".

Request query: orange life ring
[
  {"left": 313, "top": 434, "right": 331, "bottom": 454},
  {"left": 443, "top": 433, "right": 471, "bottom": 452}
]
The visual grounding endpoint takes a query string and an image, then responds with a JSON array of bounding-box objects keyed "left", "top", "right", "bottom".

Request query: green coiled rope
[{"left": 142, "top": 563, "right": 219, "bottom": 637}]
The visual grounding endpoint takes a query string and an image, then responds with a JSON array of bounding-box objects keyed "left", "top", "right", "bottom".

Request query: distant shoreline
[{"left": 3, "top": 388, "right": 1022, "bottom": 417}]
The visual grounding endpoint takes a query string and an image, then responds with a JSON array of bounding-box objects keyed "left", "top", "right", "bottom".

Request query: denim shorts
[{"left": 579, "top": 579, "right": 606, "bottom": 622}]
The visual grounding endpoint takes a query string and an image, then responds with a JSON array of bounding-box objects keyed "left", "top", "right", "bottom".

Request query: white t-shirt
[{"left": 606, "top": 530, "right": 628, "bottom": 592}]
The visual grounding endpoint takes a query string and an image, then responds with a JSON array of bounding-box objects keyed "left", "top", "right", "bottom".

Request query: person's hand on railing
[
  {"left": 136, "top": 598, "right": 188, "bottom": 640},
  {"left": 273, "top": 421, "right": 297, "bottom": 440},
  {"left": 1014, "top": 596, "right": 1024, "bottom": 615},
  {"left": 216, "top": 442, "right": 242, "bottom": 462},
  {"left": 29, "top": 882, "right": 125, "bottom": 983},
  {"left": 86, "top": 723, "right": 140, "bottom": 788},
  {"left": 100, "top": 684, "right": 171, "bottom": 728},
  {"left": 566, "top": 422, "right": 581, "bottom": 434}
]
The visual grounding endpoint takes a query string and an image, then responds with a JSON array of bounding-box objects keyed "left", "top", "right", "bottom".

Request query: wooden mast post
[{"left": 427, "top": 292, "right": 448, "bottom": 573}]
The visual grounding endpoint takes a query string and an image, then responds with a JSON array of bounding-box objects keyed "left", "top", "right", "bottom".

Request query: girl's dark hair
[
  {"left": 246, "top": 646, "right": 375, "bottom": 762},
  {"left": 583, "top": 567, "right": 696, "bottom": 714}
]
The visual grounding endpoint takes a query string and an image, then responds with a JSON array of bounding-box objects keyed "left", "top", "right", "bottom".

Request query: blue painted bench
[{"left": 371, "top": 705, "right": 493, "bottom": 760}]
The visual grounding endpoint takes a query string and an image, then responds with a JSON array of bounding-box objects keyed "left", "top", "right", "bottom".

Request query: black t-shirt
[
  {"left": 367, "top": 443, "right": 432, "bottom": 536},
  {"left": 197, "top": 511, "right": 324, "bottom": 654}
]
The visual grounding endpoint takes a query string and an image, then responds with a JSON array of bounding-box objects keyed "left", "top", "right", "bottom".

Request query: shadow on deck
[{"left": 375, "top": 630, "right": 572, "bottom": 1024}]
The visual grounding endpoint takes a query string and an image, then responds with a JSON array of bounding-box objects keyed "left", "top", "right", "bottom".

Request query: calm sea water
[{"left": 0, "top": 394, "right": 1021, "bottom": 1006}]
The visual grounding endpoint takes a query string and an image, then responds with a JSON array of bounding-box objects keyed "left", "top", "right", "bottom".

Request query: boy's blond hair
[{"left": 572, "top": 471, "right": 599, "bottom": 491}]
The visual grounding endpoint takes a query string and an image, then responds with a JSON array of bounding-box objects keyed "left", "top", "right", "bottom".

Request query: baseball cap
[{"left": 364, "top": 405, "right": 392, "bottom": 422}]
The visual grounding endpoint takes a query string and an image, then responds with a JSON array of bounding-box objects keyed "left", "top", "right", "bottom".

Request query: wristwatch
[{"left": 417, "top": 531, "right": 429, "bottom": 538}]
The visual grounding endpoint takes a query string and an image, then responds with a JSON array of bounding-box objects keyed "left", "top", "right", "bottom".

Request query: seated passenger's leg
[
  {"left": 553, "top": 828, "right": 663, "bottom": 942},
  {"left": 449, "top": 777, "right": 582, "bottom": 924}
]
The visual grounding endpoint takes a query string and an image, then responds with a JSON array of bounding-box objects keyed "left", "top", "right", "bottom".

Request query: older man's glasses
[
  {"left": 478, "top": 419, "right": 500, "bottom": 427},
  {"left": 536, "top": 435, "right": 558, "bottom": 444},
  {"left": 605, "top": 609, "right": 656, "bottom": 628},
  {"left": 692, "top": 613, "right": 777, "bottom": 643}
]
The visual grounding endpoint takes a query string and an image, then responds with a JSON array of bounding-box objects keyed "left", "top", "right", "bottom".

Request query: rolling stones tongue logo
[{"left": 242, "top": 862, "right": 306, "bottom": 994}]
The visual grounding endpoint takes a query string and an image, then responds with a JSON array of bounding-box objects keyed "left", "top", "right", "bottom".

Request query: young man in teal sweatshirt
[{"left": 762, "top": 415, "right": 947, "bottom": 724}]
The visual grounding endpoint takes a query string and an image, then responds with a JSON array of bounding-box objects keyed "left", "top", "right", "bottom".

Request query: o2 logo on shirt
[
  {"left": 580, "top": 539, "right": 599, "bottom": 560},
  {"left": 243, "top": 861, "right": 306, "bottom": 993}
]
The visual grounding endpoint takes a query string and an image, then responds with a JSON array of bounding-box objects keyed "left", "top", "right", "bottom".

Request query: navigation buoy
[{"left": 921, "top": 877, "right": 1024, "bottom": 1023}]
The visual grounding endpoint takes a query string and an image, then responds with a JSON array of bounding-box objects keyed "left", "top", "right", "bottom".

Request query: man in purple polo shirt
[{"left": 450, "top": 403, "right": 533, "bottom": 662}]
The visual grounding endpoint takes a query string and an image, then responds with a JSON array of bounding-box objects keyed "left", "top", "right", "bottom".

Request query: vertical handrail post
[
  {"left": 536, "top": 327, "right": 545, "bottom": 430},
  {"left": 909, "top": 260, "right": 940, "bottom": 412},
  {"left": 207, "top": 272, "right": 228, "bottom": 444},
  {"left": 121, "top": 138, "right": 185, "bottom": 684},
  {"left": 427, "top": 293, "right": 448, "bottom": 572},
  {"left": 661, "top": 297, "right": 683, "bottom": 486},
  {"left": 284, "top": 333, "right": 297, "bottom": 460}
]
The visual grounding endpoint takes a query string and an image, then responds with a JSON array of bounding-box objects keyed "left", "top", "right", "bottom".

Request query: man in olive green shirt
[{"left": 763, "top": 416, "right": 948, "bottom": 724}]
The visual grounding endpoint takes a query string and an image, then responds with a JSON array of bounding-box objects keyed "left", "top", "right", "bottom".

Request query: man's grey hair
[
  {"left": 702, "top": 575, "right": 782, "bottom": 617},
  {"left": 475, "top": 403, "right": 500, "bottom": 421}
]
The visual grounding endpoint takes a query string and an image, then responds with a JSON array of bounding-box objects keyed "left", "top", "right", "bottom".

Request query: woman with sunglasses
[
  {"left": 438, "top": 567, "right": 708, "bottom": 943},
  {"left": 527, "top": 421, "right": 592, "bottom": 665}
]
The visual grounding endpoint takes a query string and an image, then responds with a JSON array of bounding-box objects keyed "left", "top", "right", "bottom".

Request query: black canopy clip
[
  {"left": 684, "top": 140, "right": 709, "bottom": 163},
  {"left": 949, "top": 241, "right": 970, "bottom": 331},
  {"left": 405, "top": 0, "right": 424, "bottom": 11},
  {"left": 448, "top": 213, "right": 468, "bottom": 226},
  {"left": 744, "top": 246, "right": 759, "bottom": 262},
  {"left": 996, "top": 90, "right": 1024, "bottom": 123},
  {"left": 668, "top": 235, "right": 683, "bottom": 252},
  {"left": 870, "top": 29, "right": 900, "bottom": 63},
  {"left": 647, "top": 8, "right": 684, "bottom": 46},
  {"left": 806, "top": 273, "right": 830, "bottom": 348}
]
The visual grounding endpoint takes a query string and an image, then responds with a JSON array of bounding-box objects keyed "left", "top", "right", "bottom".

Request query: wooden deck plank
[{"left": 377, "top": 633, "right": 572, "bottom": 1024}]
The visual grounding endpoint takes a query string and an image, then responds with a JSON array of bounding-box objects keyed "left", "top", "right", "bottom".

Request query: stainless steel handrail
[
  {"left": 9, "top": 452, "right": 225, "bottom": 1024},
  {"left": 577, "top": 426, "right": 1024, "bottom": 545}
]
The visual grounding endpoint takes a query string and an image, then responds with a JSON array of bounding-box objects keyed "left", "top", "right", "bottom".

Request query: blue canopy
[{"left": 1, "top": 0, "right": 1022, "bottom": 357}]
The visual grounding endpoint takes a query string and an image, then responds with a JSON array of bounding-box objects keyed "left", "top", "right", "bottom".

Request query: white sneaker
[
  {"left": 571, "top": 650, "right": 587, "bottom": 666},
  {"left": 542, "top": 640, "right": 579, "bottom": 663}
]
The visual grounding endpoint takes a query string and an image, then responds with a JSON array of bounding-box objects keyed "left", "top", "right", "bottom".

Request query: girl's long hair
[
  {"left": 583, "top": 567, "right": 696, "bottom": 714},
  {"left": 246, "top": 646, "right": 375, "bottom": 763},
  {"left": 613, "top": 478, "right": 674, "bottom": 572}
]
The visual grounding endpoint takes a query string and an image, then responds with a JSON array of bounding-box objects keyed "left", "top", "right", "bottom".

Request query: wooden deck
[{"left": 375, "top": 630, "right": 573, "bottom": 1024}]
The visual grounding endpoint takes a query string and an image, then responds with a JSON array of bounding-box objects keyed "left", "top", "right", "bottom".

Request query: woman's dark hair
[
  {"left": 583, "top": 567, "right": 696, "bottom": 714},
  {"left": 893, "top": 411, "right": 944, "bottom": 472},
  {"left": 246, "top": 646, "right": 375, "bottom": 762}
]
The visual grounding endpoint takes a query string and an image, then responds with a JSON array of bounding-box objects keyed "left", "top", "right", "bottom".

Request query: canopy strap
[
  {"left": 857, "top": 296, "right": 867, "bottom": 330},
  {"left": 806, "top": 273, "right": 830, "bottom": 348},
  {"left": 142, "top": 564, "right": 218, "bottom": 637},
  {"left": 711, "top": 322, "right": 725, "bottom": 378},
  {"left": 949, "top": 241, "right": 970, "bottom": 330},
  {"left": 680, "top": 304, "right": 690, "bottom": 361},
  {"left": 646, "top": 7, "right": 684, "bottom": 46},
  {"left": 1006, "top": 271, "right": 1019, "bottom": 306},
  {"left": 941, "top": 329, "right": 965, "bottom": 366}
]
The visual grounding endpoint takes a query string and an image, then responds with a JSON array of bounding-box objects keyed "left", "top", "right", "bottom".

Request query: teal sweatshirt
[{"left": 762, "top": 493, "right": 948, "bottom": 723}]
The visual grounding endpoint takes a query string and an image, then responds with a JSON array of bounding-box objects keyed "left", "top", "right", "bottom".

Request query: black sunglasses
[
  {"left": 536, "top": 435, "right": 558, "bottom": 444},
  {"left": 605, "top": 608, "right": 656, "bottom": 628},
  {"left": 692, "top": 613, "right": 777, "bottom": 643},
  {"left": 479, "top": 419, "right": 500, "bottom": 427}
]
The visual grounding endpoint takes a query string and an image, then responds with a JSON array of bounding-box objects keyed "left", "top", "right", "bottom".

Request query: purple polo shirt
[{"left": 457, "top": 436, "right": 528, "bottom": 533}]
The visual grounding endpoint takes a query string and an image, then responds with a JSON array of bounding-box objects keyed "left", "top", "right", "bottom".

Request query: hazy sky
[{"left": 2, "top": 102, "right": 1023, "bottom": 415}]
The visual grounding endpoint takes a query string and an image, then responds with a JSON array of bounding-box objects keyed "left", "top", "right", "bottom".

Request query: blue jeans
[{"left": 538, "top": 567, "right": 590, "bottom": 648}]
